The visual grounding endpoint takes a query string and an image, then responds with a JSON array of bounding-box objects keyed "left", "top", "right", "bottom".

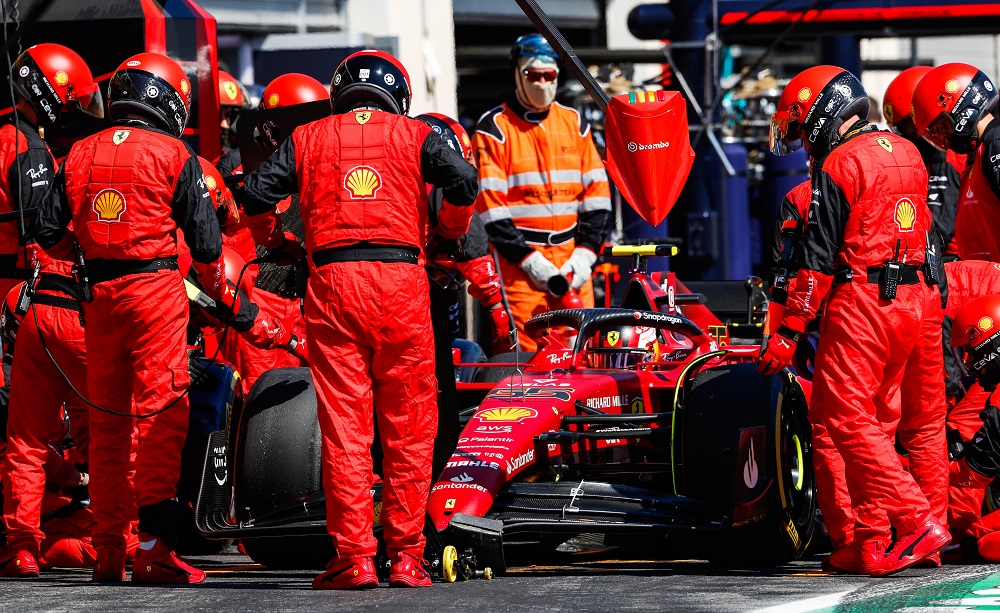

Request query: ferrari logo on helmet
[
  {"left": 54, "top": 71, "right": 68, "bottom": 86},
  {"left": 946, "top": 79, "right": 960, "bottom": 94},
  {"left": 606, "top": 331, "right": 620, "bottom": 346},
  {"left": 797, "top": 87, "right": 812, "bottom": 102},
  {"left": 112, "top": 130, "right": 130, "bottom": 145},
  {"left": 980, "top": 316, "right": 994, "bottom": 331},
  {"left": 894, "top": 198, "right": 916, "bottom": 232},
  {"left": 93, "top": 189, "right": 126, "bottom": 223},
  {"left": 355, "top": 111, "right": 372, "bottom": 125},
  {"left": 223, "top": 81, "right": 239, "bottom": 101},
  {"left": 876, "top": 137, "right": 893, "bottom": 153},
  {"left": 883, "top": 103, "right": 894, "bottom": 124},
  {"left": 344, "top": 165, "right": 382, "bottom": 199}
]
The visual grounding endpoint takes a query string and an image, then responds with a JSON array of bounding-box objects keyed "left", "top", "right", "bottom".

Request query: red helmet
[
  {"left": 912, "top": 63, "right": 998, "bottom": 154},
  {"left": 330, "top": 50, "right": 412, "bottom": 116},
  {"left": 586, "top": 326, "right": 660, "bottom": 369},
  {"left": 415, "top": 113, "right": 475, "bottom": 165},
  {"left": 108, "top": 53, "right": 191, "bottom": 138},
  {"left": 770, "top": 65, "right": 870, "bottom": 157},
  {"left": 179, "top": 245, "right": 254, "bottom": 301},
  {"left": 11, "top": 43, "right": 103, "bottom": 126},
  {"left": 952, "top": 295, "right": 1000, "bottom": 391},
  {"left": 883, "top": 66, "right": 933, "bottom": 136},
  {"left": 197, "top": 157, "right": 241, "bottom": 234},
  {"left": 218, "top": 70, "right": 251, "bottom": 109},
  {"left": 260, "top": 73, "right": 328, "bottom": 110}
]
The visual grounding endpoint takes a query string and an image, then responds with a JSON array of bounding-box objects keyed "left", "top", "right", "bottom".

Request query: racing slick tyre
[
  {"left": 235, "top": 367, "right": 334, "bottom": 569},
  {"left": 474, "top": 351, "right": 535, "bottom": 384},
  {"left": 680, "top": 364, "right": 815, "bottom": 566}
]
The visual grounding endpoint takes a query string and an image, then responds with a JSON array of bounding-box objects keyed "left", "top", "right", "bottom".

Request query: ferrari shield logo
[
  {"left": 607, "top": 331, "right": 620, "bottom": 346},
  {"left": 445, "top": 499, "right": 456, "bottom": 509},
  {"left": 223, "top": 81, "right": 239, "bottom": 102},
  {"left": 355, "top": 111, "right": 372, "bottom": 125},
  {"left": 112, "top": 130, "right": 130, "bottom": 145},
  {"left": 876, "top": 137, "right": 892, "bottom": 153}
]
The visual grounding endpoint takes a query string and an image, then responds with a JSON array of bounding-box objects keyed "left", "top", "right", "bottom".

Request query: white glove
[
  {"left": 559, "top": 247, "right": 597, "bottom": 290},
  {"left": 519, "top": 250, "right": 562, "bottom": 293}
]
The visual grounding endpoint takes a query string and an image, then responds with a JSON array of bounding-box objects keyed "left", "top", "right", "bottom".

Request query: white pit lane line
[{"left": 751, "top": 566, "right": 998, "bottom": 613}]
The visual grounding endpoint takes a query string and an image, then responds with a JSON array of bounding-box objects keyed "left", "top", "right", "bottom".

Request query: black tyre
[
  {"left": 680, "top": 363, "right": 815, "bottom": 565},
  {"left": 241, "top": 536, "right": 334, "bottom": 570},
  {"left": 233, "top": 368, "right": 331, "bottom": 569},
  {"left": 474, "top": 351, "right": 535, "bottom": 384}
]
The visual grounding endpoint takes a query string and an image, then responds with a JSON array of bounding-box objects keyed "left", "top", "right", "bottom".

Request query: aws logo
[
  {"left": 344, "top": 166, "right": 382, "bottom": 199},
  {"left": 93, "top": 188, "right": 126, "bottom": 222}
]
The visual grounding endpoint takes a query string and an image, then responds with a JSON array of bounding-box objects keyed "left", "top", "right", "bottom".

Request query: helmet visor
[
  {"left": 922, "top": 112, "right": 954, "bottom": 151},
  {"left": 769, "top": 111, "right": 801, "bottom": 156},
  {"left": 71, "top": 81, "right": 104, "bottom": 119}
]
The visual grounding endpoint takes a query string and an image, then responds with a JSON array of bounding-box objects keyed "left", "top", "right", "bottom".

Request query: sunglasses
[{"left": 523, "top": 69, "right": 558, "bottom": 83}]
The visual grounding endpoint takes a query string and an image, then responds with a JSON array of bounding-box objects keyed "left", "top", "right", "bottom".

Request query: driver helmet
[
  {"left": 952, "top": 295, "right": 1000, "bottom": 392},
  {"left": 587, "top": 325, "right": 660, "bottom": 369},
  {"left": 11, "top": 43, "right": 104, "bottom": 127}
]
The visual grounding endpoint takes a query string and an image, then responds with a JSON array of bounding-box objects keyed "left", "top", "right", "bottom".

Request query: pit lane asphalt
[{"left": 2, "top": 546, "right": 999, "bottom": 612}]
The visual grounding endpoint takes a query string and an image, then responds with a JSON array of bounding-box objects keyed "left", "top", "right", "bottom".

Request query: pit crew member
[{"left": 237, "top": 50, "right": 478, "bottom": 589}]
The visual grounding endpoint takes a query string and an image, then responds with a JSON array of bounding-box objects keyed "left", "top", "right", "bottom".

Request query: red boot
[
  {"left": 92, "top": 548, "right": 126, "bottom": 582},
  {"left": 857, "top": 540, "right": 889, "bottom": 576},
  {"left": 871, "top": 515, "right": 950, "bottom": 577},
  {"left": 312, "top": 557, "right": 379, "bottom": 590},
  {"left": 821, "top": 545, "right": 865, "bottom": 574},
  {"left": 389, "top": 552, "right": 432, "bottom": 588},
  {"left": 0, "top": 549, "right": 39, "bottom": 578},
  {"left": 131, "top": 537, "right": 206, "bottom": 584}
]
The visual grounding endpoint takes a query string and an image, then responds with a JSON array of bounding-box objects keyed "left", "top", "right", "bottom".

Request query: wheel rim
[
  {"left": 790, "top": 433, "right": 804, "bottom": 492},
  {"left": 777, "top": 385, "right": 815, "bottom": 551},
  {"left": 442, "top": 545, "right": 458, "bottom": 583}
]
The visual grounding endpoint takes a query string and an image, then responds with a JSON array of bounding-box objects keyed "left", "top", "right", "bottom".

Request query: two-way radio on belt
[{"left": 0, "top": 0, "right": 248, "bottom": 419}]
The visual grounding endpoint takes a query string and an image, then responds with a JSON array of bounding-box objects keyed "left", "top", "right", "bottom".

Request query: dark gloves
[{"left": 966, "top": 405, "right": 1000, "bottom": 478}]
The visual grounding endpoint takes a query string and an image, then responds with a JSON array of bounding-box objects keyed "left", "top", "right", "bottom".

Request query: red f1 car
[{"left": 193, "top": 244, "right": 816, "bottom": 579}]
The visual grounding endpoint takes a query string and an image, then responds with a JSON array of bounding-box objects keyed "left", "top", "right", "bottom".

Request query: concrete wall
[{"left": 346, "top": 0, "right": 458, "bottom": 117}]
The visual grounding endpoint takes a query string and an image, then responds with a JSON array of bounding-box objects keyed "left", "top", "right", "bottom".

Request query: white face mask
[{"left": 515, "top": 56, "right": 558, "bottom": 111}]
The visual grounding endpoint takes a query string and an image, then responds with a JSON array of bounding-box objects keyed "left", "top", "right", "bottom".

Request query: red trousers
[
  {"left": 811, "top": 282, "right": 939, "bottom": 545},
  {"left": 217, "top": 290, "right": 304, "bottom": 396},
  {"left": 3, "top": 300, "right": 88, "bottom": 555},
  {"left": 305, "top": 261, "right": 437, "bottom": 560},
  {"left": 948, "top": 384, "right": 993, "bottom": 537},
  {"left": 83, "top": 271, "right": 190, "bottom": 554}
]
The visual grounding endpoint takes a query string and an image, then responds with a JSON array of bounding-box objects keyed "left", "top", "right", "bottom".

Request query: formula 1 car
[{"left": 193, "top": 245, "right": 816, "bottom": 578}]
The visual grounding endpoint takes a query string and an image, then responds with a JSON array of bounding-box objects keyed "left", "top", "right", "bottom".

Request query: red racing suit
[
  {"left": 30, "top": 119, "right": 223, "bottom": 560},
  {"left": 782, "top": 122, "right": 945, "bottom": 547},
  {"left": 214, "top": 149, "right": 305, "bottom": 394},
  {"left": 239, "top": 110, "right": 478, "bottom": 561},
  {"left": 952, "top": 118, "right": 1000, "bottom": 261},
  {"left": 474, "top": 98, "right": 610, "bottom": 351}
]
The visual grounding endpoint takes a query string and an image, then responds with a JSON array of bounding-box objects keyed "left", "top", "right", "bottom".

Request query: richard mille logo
[{"left": 743, "top": 440, "right": 759, "bottom": 488}]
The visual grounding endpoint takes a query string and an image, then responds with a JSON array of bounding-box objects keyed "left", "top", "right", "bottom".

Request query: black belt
[
  {"left": 86, "top": 257, "right": 179, "bottom": 285},
  {"left": 520, "top": 227, "right": 575, "bottom": 247},
  {"left": 834, "top": 264, "right": 922, "bottom": 285},
  {"left": 35, "top": 273, "right": 77, "bottom": 297},
  {"left": 312, "top": 244, "right": 419, "bottom": 267},
  {"left": 31, "top": 293, "right": 79, "bottom": 312}
]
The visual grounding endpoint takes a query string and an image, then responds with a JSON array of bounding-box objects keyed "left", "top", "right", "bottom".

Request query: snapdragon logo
[{"left": 627, "top": 140, "right": 670, "bottom": 153}]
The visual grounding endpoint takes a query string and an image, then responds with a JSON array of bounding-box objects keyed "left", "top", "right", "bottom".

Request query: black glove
[
  {"left": 188, "top": 352, "right": 211, "bottom": 388},
  {"left": 966, "top": 405, "right": 1000, "bottom": 478}
]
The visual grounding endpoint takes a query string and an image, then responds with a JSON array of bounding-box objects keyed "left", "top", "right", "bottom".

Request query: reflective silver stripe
[
  {"left": 549, "top": 169, "right": 582, "bottom": 183},
  {"left": 581, "top": 197, "right": 612, "bottom": 212},
  {"left": 507, "top": 171, "right": 549, "bottom": 187},
  {"left": 506, "top": 202, "right": 581, "bottom": 218},
  {"left": 582, "top": 168, "right": 608, "bottom": 187},
  {"left": 479, "top": 207, "right": 512, "bottom": 224},
  {"left": 479, "top": 177, "right": 509, "bottom": 192}
]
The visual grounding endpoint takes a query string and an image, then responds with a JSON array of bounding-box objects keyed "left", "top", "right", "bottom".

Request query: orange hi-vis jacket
[{"left": 474, "top": 98, "right": 611, "bottom": 266}]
